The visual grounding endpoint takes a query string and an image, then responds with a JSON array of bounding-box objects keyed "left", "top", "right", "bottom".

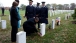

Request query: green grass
[{"left": 0, "top": 10, "right": 76, "bottom": 43}]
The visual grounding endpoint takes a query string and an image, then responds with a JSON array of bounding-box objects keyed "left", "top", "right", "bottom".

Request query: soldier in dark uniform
[
  {"left": 23, "top": 17, "right": 41, "bottom": 36},
  {"left": 35, "top": 2, "right": 40, "bottom": 29},
  {"left": 1, "top": 7, "right": 5, "bottom": 16},
  {"left": 24, "top": 0, "right": 36, "bottom": 20},
  {"left": 40, "top": 2, "right": 48, "bottom": 24}
]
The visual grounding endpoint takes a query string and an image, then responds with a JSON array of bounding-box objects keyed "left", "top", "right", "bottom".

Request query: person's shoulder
[
  {"left": 32, "top": 5, "right": 34, "bottom": 7},
  {"left": 11, "top": 7, "right": 14, "bottom": 10},
  {"left": 11, "top": 7, "right": 17, "bottom": 11},
  {"left": 44, "top": 6, "right": 48, "bottom": 9},
  {"left": 45, "top": 6, "right": 48, "bottom": 8},
  {"left": 26, "top": 5, "right": 30, "bottom": 7},
  {"left": 17, "top": 7, "right": 19, "bottom": 9},
  {"left": 30, "top": 5, "right": 34, "bottom": 7},
  {"left": 26, "top": 5, "right": 28, "bottom": 7},
  {"left": 11, "top": 7, "right": 16, "bottom": 9}
]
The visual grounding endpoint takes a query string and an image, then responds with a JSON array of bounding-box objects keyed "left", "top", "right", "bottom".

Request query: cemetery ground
[{"left": 0, "top": 10, "right": 76, "bottom": 43}]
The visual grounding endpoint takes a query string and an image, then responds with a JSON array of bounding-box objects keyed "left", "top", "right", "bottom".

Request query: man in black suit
[
  {"left": 1, "top": 7, "right": 5, "bottom": 16},
  {"left": 23, "top": 17, "right": 41, "bottom": 36},
  {"left": 35, "top": 2, "right": 40, "bottom": 29},
  {"left": 24, "top": 0, "right": 36, "bottom": 20},
  {"left": 40, "top": 2, "right": 48, "bottom": 24}
]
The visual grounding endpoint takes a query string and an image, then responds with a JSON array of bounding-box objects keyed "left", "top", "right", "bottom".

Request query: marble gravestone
[
  {"left": 16, "top": 31, "right": 26, "bottom": 43},
  {"left": 65, "top": 14, "right": 67, "bottom": 20},
  {"left": 1, "top": 20, "right": 6, "bottom": 29},
  {"left": 51, "top": 19, "right": 55, "bottom": 29},
  {"left": 50, "top": 11, "right": 52, "bottom": 17},
  {"left": 40, "top": 23, "right": 46, "bottom": 36}
]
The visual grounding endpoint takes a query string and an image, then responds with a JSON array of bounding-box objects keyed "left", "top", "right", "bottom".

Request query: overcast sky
[{"left": 0, "top": 0, "right": 76, "bottom": 7}]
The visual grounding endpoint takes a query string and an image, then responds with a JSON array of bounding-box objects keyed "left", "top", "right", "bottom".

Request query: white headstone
[
  {"left": 67, "top": 14, "right": 70, "bottom": 19},
  {"left": 0, "top": 17, "right": 1, "bottom": 22},
  {"left": 16, "top": 31, "right": 26, "bottom": 43},
  {"left": 40, "top": 23, "right": 46, "bottom": 36},
  {"left": 65, "top": 14, "right": 67, "bottom": 20},
  {"left": 51, "top": 19, "right": 55, "bottom": 29},
  {"left": 1, "top": 20, "right": 6, "bottom": 29},
  {"left": 50, "top": 12, "right": 52, "bottom": 17}
]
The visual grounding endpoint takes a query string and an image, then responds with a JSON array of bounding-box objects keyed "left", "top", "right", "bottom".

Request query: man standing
[
  {"left": 35, "top": 2, "right": 40, "bottom": 29},
  {"left": 24, "top": 0, "right": 35, "bottom": 20},
  {"left": 40, "top": 2, "right": 48, "bottom": 24},
  {"left": 1, "top": 7, "right": 5, "bottom": 16}
]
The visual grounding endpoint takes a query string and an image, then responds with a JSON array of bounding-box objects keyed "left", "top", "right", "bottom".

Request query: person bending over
[{"left": 23, "top": 17, "right": 41, "bottom": 36}]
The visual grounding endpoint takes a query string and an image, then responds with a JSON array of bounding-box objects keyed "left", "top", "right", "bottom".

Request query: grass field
[{"left": 0, "top": 10, "right": 76, "bottom": 43}]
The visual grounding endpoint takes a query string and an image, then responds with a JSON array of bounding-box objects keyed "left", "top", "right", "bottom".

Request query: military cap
[
  {"left": 29, "top": 0, "right": 33, "bottom": 2},
  {"left": 37, "top": 2, "right": 40, "bottom": 5},
  {"left": 41, "top": 1, "right": 45, "bottom": 3}
]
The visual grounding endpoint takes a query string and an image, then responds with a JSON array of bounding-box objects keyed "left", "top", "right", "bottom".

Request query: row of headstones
[
  {"left": 49, "top": 10, "right": 73, "bottom": 17},
  {"left": 65, "top": 13, "right": 71, "bottom": 20},
  {"left": 51, "top": 13, "right": 71, "bottom": 29},
  {"left": 0, "top": 12, "right": 72, "bottom": 43},
  {"left": 51, "top": 12, "right": 72, "bottom": 29},
  {"left": 49, "top": 10, "right": 71, "bottom": 17},
  {"left": 0, "top": 16, "right": 61, "bottom": 43},
  {"left": 0, "top": 16, "right": 21, "bottom": 29},
  {"left": 49, "top": 10, "right": 63, "bottom": 16}
]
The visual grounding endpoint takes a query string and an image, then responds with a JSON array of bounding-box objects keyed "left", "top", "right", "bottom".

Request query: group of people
[{"left": 10, "top": 0, "right": 48, "bottom": 43}]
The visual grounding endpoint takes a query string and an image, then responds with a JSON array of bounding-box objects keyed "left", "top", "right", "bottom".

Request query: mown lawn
[{"left": 0, "top": 10, "right": 76, "bottom": 43}]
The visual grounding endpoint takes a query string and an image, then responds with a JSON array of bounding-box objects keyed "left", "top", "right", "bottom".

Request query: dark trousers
[{"left": 11, "top": 26, "right": 18, "bottom": 42}]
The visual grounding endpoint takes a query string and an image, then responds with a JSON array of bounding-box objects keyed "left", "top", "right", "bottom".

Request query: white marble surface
[
  {"left": 51, "top": 19, "right": 55, "bottom": 29},
  {"left": 1, "top": 20, "right": 6, "bottom": 29},
  {"left": 16, "top": 31, "right": 26, "bottom": 43},
  {"left": 40, "top": 23, "right": 46, "bottom": 36}
]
